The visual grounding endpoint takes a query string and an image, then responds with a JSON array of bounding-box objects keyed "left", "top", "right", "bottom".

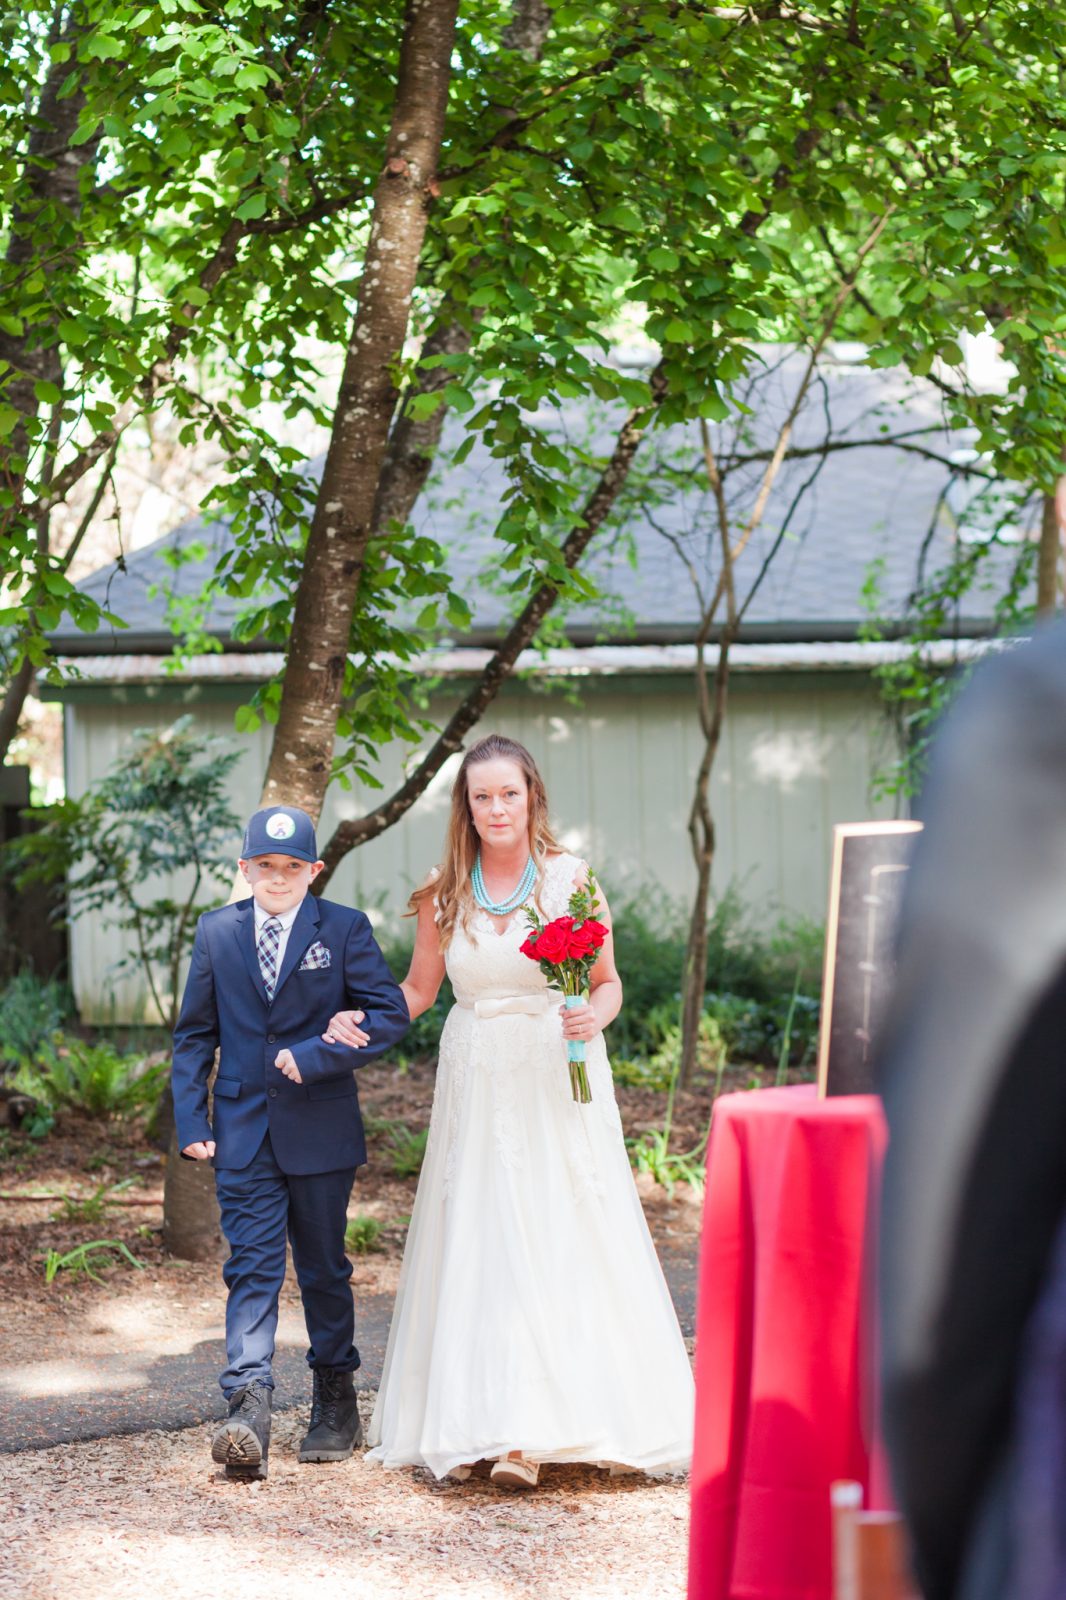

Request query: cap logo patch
[{"left": 265, "top": 812, "right": 296, "bottom": 840}]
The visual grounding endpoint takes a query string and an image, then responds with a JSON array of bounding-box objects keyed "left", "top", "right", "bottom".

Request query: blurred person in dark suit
[{"left": 877, "top": 621, "right": 1066, "bottom": 1600}]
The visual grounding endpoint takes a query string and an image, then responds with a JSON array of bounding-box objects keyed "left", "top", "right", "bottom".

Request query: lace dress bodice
[{"left": 444, "top": 850, "right": 583, "bottom": 1008}]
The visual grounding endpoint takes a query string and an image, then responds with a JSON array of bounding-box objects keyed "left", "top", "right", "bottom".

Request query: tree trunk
[
  {"left": 673, "top": 214, "right": 891, "bottom": 1089},
  {"left": 165, "top": 0, "right": 460, "bottom": 1256},
  {"left": 162, "top": 1127, "right": 224, "bottom": 1261},
  {"left": 0, "top": 8, "right": 100, "bottom": 760},
  {"left": 500, "top": 0, "right": 550, "bottom": 55},
  {"left": 316, "top": 363, "right": 669, "bottom": 884},
  {"left": 1038, "top": 453, "right": 1066, "bottom": 614},
  {"left": 678, "top": 641, "right": 733, "bottom": 1088},
  {"left": 371, "top": 316, "right": 476, "bottom": 537},
  {"left": 0, "top": 9, "right": 96, "bottom": 474},
  {"left": 0, "top": 658, "right": 35, "bottom": 767},
  {"left": 369, "top": 0, "right": 551, "bottom": 540},
  {"left": 256, "top": 0, "right": 460, "bottom": 819},
  {"left": 680, "top": 851, "right": 713, "bottom": 1090}
]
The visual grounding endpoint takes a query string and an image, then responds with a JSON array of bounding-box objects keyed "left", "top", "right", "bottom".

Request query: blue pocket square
[{"left": 298, "top": 941, "right": 332, "bottom": 971}]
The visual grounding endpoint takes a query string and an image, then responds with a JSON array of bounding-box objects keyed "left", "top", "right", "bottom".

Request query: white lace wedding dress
[{"left": 366, "top": 852, "right": 695, "bottom": 1479}]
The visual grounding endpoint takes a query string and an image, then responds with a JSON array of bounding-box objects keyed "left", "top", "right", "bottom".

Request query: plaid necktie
[{"left": 256, "top": 916, "right": 282, "bottom": 1000}]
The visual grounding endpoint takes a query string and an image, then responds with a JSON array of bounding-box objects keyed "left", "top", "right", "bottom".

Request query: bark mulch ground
[{"left": 1, "top": 1402, "right": 691, "bottom": 1600}]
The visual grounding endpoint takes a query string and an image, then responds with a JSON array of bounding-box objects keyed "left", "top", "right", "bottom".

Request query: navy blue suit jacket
[{"left": 171, "top": 894, "right": 409, "bottom": 1175}]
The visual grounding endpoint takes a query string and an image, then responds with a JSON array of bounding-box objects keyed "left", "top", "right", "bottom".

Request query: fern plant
[
  {"left": 13, "top": 1036, "right": 166, "bottom": 1119},
  {"left": 345, "top": 1215, "right": 385, "bottom": 1254},
  {"left": 385, "top": 1122, "right": 429, "bottom": 1179}
]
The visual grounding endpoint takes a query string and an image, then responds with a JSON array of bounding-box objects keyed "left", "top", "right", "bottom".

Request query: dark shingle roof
[{"left": 52, "top": 350, "right": 1023, "bottom": 655}]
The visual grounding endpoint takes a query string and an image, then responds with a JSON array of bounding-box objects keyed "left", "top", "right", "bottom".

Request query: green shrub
[
  {"left": 611, "top": 1055, "right": 676, "bottom": 1091},
  {"left": 373, "top": 926, "right": 452, "bottom": 1063},
  {"left": 614, "top": 1007, "right": 727, "bottom": 1091},
  {"left": 610, "top": 887, "right": 822, "bottom": 1073},
  {"left": 703, "top": 887, "right": 817, "bottom": 995},
  {"left": 8, "top": 718, "right": 240, "bottom": 1031},
  {"left": 0, "top": 969, "right": 73, "bottom": 1068},
  {"left": 345, "top": 1214, "right": 384, "bottom": 1254},
  {"left": 627, "top": 1125, "right": 708, "bottom": 1195},
  {"left": 704, "top": 989, "right": 820, "bottom": 1073},
  {"left": 13, "top": 1034, "right": 167, "bottom": 1119},
  {"left": 606, "top": 888, "right": 688, "bottom": 1061}
]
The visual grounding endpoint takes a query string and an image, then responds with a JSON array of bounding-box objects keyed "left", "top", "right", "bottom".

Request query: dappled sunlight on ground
[
  {"left": 0, "top": 1359, "right": 140, "bottom": 1398},
  {"left": 0, "top": 1281, "right": 310, "bottom": 1378},
  {"left": 84, "top": 1294, "right": 218, "bottom": 1347}
]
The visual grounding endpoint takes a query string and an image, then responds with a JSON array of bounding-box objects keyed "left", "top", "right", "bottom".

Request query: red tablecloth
[{"left": 688, "top": 1084, "right": 890, "bottom": 1600}]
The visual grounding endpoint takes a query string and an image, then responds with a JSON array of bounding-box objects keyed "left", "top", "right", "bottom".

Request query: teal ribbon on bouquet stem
[{"left": 563, "top": 991, "right": 592, "bottom": 1104}]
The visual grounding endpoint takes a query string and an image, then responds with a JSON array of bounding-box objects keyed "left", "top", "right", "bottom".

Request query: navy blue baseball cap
[{"left": 241, "top": 805, "right": 319, "bottom": 863}]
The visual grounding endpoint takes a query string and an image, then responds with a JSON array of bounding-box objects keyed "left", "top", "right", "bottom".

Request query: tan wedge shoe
[{"left": 490, "top": 1454, "right": 540, "bottom": 1489}]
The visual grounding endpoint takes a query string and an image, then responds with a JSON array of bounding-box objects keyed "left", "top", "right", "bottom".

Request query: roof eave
[{"left": 46, "top": 614, "right": 1007, "bottom": 657}]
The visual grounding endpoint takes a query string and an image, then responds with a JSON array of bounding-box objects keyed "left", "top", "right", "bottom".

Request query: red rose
[
  {"left": 567, "top": 918, "right": 608, "bottom": 959},
  {"left": 527, "top": 920, "right": 571, "bottom": 964},
  {"left": 519, "top": 934, "right": 540, "bottom": 961}
]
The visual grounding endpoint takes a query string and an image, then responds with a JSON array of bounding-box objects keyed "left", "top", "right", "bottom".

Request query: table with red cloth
[{"left": 688, "top": 1083, "right": 891, "bottom": 1600}]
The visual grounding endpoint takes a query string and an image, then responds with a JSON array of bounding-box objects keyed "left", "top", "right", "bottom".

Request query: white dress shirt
[{"left": 253, "top": 899, "right": 301, "bottom": 978}]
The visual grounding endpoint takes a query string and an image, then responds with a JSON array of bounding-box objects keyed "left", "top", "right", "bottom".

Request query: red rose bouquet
[{"left": 520, "top": 872, "right": 608, "bottom": 1104}]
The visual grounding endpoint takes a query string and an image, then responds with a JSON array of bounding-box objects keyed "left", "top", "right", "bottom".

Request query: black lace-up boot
[
  {"left": 298, "top": 1365, "right": 363, "bottom": 1462},
  {"left": 211, "top": 1379, "right": 272, "bottom": 1480}
]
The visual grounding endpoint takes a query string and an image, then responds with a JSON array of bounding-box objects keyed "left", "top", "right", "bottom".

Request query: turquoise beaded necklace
[{"left": 471, "top": 851, "right": 537, "bottom": 916}]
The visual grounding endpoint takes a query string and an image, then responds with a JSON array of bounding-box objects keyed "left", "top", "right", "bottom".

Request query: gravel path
[{"left": 0, "top": 1398, "right": 690, "bottom": 1600}]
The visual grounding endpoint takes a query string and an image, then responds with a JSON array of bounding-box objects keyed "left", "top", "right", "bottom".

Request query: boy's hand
[
  {"left": 323, "top": 1009, "right": 368, "bottom": 1048},
  {"left": 275, "top": 1048, "right": 303, "bottom": 1084},
  {"left": 182, "top": 1140, "right": 216, "bottom": 1160}
]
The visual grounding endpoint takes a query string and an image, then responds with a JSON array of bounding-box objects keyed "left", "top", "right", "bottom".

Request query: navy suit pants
[{"left": 215, "top": 1132, "right": 358, "bottom": 1397}]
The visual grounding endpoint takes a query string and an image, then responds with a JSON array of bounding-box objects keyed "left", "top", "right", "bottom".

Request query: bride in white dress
[{"left": 327, "top": 733, "right": 694, "bottom": 1487}]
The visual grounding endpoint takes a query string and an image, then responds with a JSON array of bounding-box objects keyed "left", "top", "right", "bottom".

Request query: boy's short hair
[{"left": 242, "top": 805, "right": 318, "bottom": 863}]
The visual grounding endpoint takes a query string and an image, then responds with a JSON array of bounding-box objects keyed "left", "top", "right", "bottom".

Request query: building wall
[{"left": 61, "top": 671, "right": 900, "bottom": 1022}]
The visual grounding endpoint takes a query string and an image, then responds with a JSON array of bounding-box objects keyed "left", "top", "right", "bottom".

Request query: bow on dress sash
[{"left": 464, "top": 994, "right": 551, "bottom": 1021}]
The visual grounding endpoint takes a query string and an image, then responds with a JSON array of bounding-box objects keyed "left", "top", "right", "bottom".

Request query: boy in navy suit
[{"left": 172, "top": 804, "right": 409, "bottom": 1480}]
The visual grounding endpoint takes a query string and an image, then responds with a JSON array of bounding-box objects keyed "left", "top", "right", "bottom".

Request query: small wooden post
[{"left": 831, "top": 1480, "right": 920, "bottom": 1600}]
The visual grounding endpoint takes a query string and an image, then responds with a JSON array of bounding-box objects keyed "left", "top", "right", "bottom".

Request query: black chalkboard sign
[{"left": 817, "top": 821, "right": 923, "bottom": 1097}]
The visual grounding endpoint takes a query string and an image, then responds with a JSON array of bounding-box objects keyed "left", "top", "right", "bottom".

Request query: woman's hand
[
  {"left": 323, "top": 1009, "right": 368, "bottom": 1048},
  {"left": 559, "top": 1000, "right": 601, "bottom": 1042}
]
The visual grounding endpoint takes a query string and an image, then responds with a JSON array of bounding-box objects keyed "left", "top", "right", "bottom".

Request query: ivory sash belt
[{"left": 458, "top": 994, "right": 551, "bottom": 1022}]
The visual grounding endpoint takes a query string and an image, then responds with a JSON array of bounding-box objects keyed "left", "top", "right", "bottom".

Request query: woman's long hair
[{"left": 410, "top": 733, "right": 562, "bottom": 948}]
